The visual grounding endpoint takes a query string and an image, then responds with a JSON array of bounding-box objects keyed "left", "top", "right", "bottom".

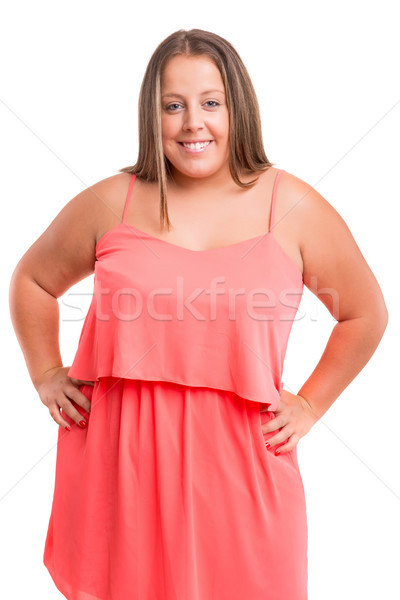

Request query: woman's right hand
[{"left": 36, "top": 366, "right": 94, "bottom": 431}]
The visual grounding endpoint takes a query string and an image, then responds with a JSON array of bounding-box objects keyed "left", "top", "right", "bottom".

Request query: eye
[
  {"left": 165, "top": 103, "right": 182, "bottom": 111},
  {"left": 165, "top": 100, "right": 220, "bottom": 111}
]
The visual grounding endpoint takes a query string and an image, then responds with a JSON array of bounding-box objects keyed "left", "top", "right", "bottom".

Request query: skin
[
  {"left": 161, "top": 54, "right": 231, "bottom": 191},
  {"left": 9, "top": 55, "right": 388, "bottom": 452}
]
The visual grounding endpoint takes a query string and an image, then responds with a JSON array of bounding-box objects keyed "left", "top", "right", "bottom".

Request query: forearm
[
  {"left": 9, "top": 268, "right": 63, "bottom": 391},
  {"left": 296, "top": 313, "right": 388, "bottom": 420}
]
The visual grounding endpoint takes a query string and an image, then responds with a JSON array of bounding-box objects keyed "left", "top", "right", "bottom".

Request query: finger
[
  {"left": 48, "top": 403, "right": 75, "bottom": 430},
  {"left": 66, "top": 383, "right": 92, "bottom": 414},
  {"left": 56, "top": 395, "right": 89, "bottom": 428},
  {"left": 264, "top": 425, "right": 293, "bottom": 449},
  {"left": 274, "top": 438, "right": 298, "bottom": 455},
  {"left": 68, "top": 377, "right": 95, "bottom": 387},
  {"left": 261, "top": 413, "right": 282, "bottom": 435}
]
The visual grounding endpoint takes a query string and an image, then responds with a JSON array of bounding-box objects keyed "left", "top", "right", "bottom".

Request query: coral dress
[{"left": 43, "top": 168, "right": 308, "bottom": 599}]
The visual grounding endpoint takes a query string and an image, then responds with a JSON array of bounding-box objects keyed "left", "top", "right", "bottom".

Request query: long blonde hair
[{"left": 119, "top": 28, "right": 275, "bottom": 230}]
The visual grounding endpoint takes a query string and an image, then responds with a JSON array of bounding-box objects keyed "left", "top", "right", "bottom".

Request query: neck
[{"left": 167, "top": 162, "right": 238, "bottom": 195}]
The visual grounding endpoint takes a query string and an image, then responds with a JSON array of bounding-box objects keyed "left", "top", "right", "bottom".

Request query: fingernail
[
  {"left": 265, "top": 442, "right": 271, "bottom": 449},
  {"left": 65, "top": 425, "right": 71, "bottom": 432},
  {"left": 79, "top": 420, "right": 87, "bottom": 428},
  {"left": 274, "top": 449, "right": 280, "bottom": 455}
]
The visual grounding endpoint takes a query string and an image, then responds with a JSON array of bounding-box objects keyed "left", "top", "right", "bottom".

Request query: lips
[
  {"left": 178, "top": 140, "right": 214, "bottom": 154},
  {"left": 178, "top": 140, "right": 213, "bottom": 144}
]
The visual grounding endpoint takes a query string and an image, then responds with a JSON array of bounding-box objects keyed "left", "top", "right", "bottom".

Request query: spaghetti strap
[
  {"left": 54, "top": 156, "right": 307, "bottom": 600},
  {"left": 122, "top": 173, "right": 136, "bottom": 224},
  {"left": 269, "top": 169, "right": 285, "bottom": 233}
]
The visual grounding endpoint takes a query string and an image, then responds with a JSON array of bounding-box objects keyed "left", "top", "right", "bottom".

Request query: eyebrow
[{"left": 162, "top": 89, "right": 225, "bottom": 98}]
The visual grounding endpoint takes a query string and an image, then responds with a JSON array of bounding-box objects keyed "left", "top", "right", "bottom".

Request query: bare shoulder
[
  {"left": 63, "top": 170, "right": 134, "bottom": 233},
  {"left": 276, "top": 170, "right": 344, "bottom": 233},
  {"left": 88, "top": 172, "right": 134, "bottom": 241},
  {"left": 278, "top": 170, "right": 387, "bottom": 321},
  {"left": 73, "top": 169, "right": 137, "bottom": 240},
  {"left": 11, "top": 172, "right": 133, "bottom": 298}
]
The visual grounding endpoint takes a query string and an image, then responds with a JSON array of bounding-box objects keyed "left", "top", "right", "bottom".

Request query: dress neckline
[
  {"left": 95, "top": 222, "right": 304, "bottom": 280},
  {"left": 99, "top": 221, "right": 266, "bottom": 253}
]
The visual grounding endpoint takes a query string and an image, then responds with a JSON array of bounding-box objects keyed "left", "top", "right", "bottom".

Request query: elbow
[
  {"left": 381, "top": 305, "right": 389, "bottom": 331},
  {"left": 370, "top": 292, "right": 389, "bottom": 332},
  {"left": 379, "top": 296, "right": 389, "bottom": 329},
  {"left": 356, "top": 301, "right": 389, "bottom": 340},
  {"left": 370, "top": 302, "right": 389, "bottom": 338},
  {"left": 9, "top": 265, "right": 21, "bottom": 299}
]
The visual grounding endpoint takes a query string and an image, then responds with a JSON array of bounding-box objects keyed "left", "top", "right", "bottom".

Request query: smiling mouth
[{"left": 178, "top": 140, "right": 213, "bottom": 153}]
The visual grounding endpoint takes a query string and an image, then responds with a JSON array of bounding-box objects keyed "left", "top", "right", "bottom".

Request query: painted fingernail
[
  {"left": 65, "top": 426, "right": 71, "bottom": 432},
  {"left": 274, "top": 449, "right": 280, "bottom": 455},
  {"left": 79, "top": 420, "right": 87, "bottom": 428},
  {"left": 265, "top": 442, "right": 271, "bottom": 449}
]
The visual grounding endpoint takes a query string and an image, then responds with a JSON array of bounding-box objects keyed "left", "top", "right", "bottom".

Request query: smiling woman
[
  {"left": 118, "top": 30, "right": 275, "bottom": 231},
  {"left": 178, "top": 139, "right": 214, "bottom": 153},
  {"left": 160, "top": 58, "right": 230, "bottom": 176},
  {"left": 9, "top": 26, "right": 388, "bottom": 600}
]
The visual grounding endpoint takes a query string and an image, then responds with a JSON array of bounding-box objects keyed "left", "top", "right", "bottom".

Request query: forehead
[{"left": 161, "top": 55, "right": 225, "bottom": 94}]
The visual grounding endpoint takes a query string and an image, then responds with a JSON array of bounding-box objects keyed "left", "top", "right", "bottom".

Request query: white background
[{"left": 1, "top": 0, "right": 399, "bottom": 598}]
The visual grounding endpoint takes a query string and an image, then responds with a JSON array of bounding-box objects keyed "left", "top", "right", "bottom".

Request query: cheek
[
  {"left": 218, "top": 109, "right": 230, "bottom": 135},
  {"left": 161, "top": 117, "right": 178, "bottom": 140},
  {"left": 161, "top": 130, "right": 178, "bottom": 156},
  {"left": 214, "top": 121, "right": 230, "bottom": 145}
]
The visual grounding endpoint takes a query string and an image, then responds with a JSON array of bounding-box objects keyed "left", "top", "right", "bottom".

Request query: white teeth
[{"left": 182, "top": 141, "right": 211, "bottom": 150}]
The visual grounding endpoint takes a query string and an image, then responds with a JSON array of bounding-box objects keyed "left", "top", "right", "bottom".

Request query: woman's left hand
[{"left": 261, "top": 390, "right": 319, "bottom": 454}]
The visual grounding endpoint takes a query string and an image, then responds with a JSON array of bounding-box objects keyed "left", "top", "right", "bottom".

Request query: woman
[{"left": 9, "top": 28, "right": 388, "bottom": 600}]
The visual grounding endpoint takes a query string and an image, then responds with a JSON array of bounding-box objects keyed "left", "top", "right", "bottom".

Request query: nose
[{"left": 182, "top": 104, "right": 205, "bottom": 132}]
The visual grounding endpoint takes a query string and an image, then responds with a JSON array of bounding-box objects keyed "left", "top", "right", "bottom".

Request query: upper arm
[
  {"left": 12, "top": 173, "right": 127, "bottom": 298},
  {"left": 281, "top": 172, "right": 388, "bottom": 323}
]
